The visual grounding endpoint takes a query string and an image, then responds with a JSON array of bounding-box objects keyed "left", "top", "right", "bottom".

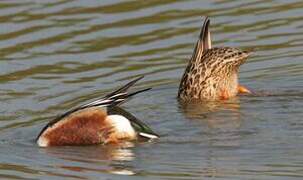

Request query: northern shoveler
[
  {"left": 178, "top": 17, "right": 251, "bottom": 101},
  {"left": 36, "top": 76, "right": 158, "bottom": 147}
]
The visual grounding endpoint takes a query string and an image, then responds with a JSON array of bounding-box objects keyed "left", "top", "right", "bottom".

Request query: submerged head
[
  {"left": 178, "top": 17, "right": 250, "bottom": 101},
  {"left": 36, "top": 76, "right": 159, "bottom": 147}
]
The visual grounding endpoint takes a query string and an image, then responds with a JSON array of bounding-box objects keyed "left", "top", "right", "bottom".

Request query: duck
[
  {"left": 36, "top": 76, "right": 158, "bottom": 147},
  {"left": 178, "top": 16, "right": 251, "bottom": 101}
]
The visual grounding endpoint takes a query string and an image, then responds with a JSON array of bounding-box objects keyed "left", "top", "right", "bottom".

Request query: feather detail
[
  {"left": 103, "top": 115, "right": 137, "bottom": 144},
  {"left": 191, "top": 16, "right": 211, "bottom": 64},
  {"left": 139, "top": 132, "right": 158, "bottom": 139},
  {"left": 178, "top": 16, "right": 250, "bottom": 101},
  {"left": 37, "top": 107, "right": 108, "bottom": 147},
  {"left": 36, "top": 76, "right": 156, "bottom": 146},
  {"left": 199, "top": 16, "right": 211, "bottom": 50},
  {"left": 108, "top": 106, "right": 159, "bottom": 139}
]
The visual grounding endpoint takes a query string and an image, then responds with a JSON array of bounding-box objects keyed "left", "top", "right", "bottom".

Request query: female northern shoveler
[
  {"left": 36, "top": 76, "right": 158, "bottom": 147},
  {"left": 178, "top": 17, "right": 251, "bottom": 101}
]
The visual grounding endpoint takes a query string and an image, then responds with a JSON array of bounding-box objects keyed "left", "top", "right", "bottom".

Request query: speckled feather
[{"left": 178, "top": 17, "right": 250, "bottom": 101}]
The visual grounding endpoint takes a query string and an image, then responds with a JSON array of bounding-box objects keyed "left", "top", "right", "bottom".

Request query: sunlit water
[{"left": 0, "top": 0, "right": 303, "bottom": 179}]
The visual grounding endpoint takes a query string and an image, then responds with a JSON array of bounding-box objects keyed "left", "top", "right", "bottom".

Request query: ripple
[{"left": 0, "top": 0, "right": 303, "bottom": 179}]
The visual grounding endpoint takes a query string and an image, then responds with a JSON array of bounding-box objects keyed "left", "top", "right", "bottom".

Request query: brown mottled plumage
[{"left": 178, "top": 17, "right": 250, "bottom": 101}]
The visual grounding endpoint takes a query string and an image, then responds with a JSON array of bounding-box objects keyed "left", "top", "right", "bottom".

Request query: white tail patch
[
  {"left": 107, "top": 115, "right": 136, "bottom": 139},
  {"left": 37, "top": 136, "right": 49, "bottom": 147},
  {"left": 139, "top": 132, "right": 158, "bottom": 139}
]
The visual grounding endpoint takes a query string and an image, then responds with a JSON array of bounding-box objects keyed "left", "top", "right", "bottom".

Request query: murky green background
[{"left": 0, "top": 0, "right": 303, "bottom": 179}]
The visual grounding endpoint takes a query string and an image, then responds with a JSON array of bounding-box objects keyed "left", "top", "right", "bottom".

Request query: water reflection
[
  {"left": 178, "top": 97, "right": 246, "bottom": 151},
  {"left": 36, "top": 107, "right": 146, "bottom": 176},
  {"left": 40, "top": 142, "right": 136, "bottom": 176},
  {"left": 176, "top": 98, "right": 255, "bottom": 178},
  {"left": 179, "top": 98, "right": 242, "bottom": 129},
  {"left": 1, "top": 0, "right": 303, "bottom": 179}
]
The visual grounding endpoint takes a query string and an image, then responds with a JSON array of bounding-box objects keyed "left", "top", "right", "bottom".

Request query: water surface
[{"left": 0, "top": 0, "right": 303, "bottom": 179}]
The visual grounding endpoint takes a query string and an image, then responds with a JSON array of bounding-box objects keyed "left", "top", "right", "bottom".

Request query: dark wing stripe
[
  {"left": 199, "top": 16, "right": 209, "bottom": 40},
  {"left": 191, "top": 16, "right": 211, "bottom": 63},
  {"left": 203, "top": 17, "right": 211, "bottom": 50},
  {"left": 107, "top": 106, "right": 159, "bottom": 138},
  {"left": 199, "top": 16, "right": 211, "bottom": 50},
  {"left": 104, "top": 76, "right": 144, "bottom": 98},
  {"left": 36, "top": 76, "right": 150, "bottom": 140},
  {"left": 79, "top": 93, "right": 127, "bottom": 108},
  {"left": 75, "top": 78, "right": 150, "bottom": 109},
  {"left": 127, "top": 88, "right": 152, "bottom": 98}
]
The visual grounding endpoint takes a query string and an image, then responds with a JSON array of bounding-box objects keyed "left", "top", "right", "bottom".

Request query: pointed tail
[
  {"left": 104, "top": 76, "right": 145, "bottom": 98},
  {"left": 191, "top": 16, "right": 212, "bottom": 62}
]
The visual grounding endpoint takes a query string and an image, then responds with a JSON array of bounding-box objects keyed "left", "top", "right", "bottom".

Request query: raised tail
[
  {"left": 82, "top": 76, "right": 150, "bottom": 108},
  {"left": 36, "top": 76, "right": 152, "bottom": 142},
  {"left": 191, "top": 16, "right": 212, "bottom": 62},
  {"left": 41, "top": 76, "right": 150, "bottom": 134},
  {"left": 104, "top": 76, "right": 145, "bottom": 98},
  {"left": 199, "top": 16, "right": 211, "bottom": 50}
]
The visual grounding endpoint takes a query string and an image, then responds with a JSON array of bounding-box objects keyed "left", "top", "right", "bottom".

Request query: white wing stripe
[{"left": 139, "top": 132, "right": 158, "bottom": 139}]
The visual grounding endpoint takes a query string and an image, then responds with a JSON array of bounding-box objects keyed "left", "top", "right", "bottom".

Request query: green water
[{"left": 0, "top": 0, "right": 303, "bottom": 179}]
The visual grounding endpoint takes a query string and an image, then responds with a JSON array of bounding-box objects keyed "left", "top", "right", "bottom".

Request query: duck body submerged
[
  {"left": 37, "top": 76, "right": 158, "bottom": 147},
  {"left": 178, "top": 17, "right": 251, "bottom": 101}
]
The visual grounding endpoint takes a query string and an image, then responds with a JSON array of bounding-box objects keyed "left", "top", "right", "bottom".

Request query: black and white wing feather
[{"left": 36, "top": 76, "right": 150, "bottom": 140}]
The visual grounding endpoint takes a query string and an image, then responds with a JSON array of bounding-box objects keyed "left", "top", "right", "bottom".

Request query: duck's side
[
  {"left": 37, "top": 107, "right": 138, "bottom": 147},
  {"left": 37, "top": 76, "right": 158, "bottom": 147}
]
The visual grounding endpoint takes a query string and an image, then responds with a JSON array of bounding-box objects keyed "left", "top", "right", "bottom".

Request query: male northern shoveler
[
  {"left": 36, "top": 76, "right": 158, "bottom": 147},
  {"left": 178, "top": 17, "right": 251, "bottom": 101}
]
